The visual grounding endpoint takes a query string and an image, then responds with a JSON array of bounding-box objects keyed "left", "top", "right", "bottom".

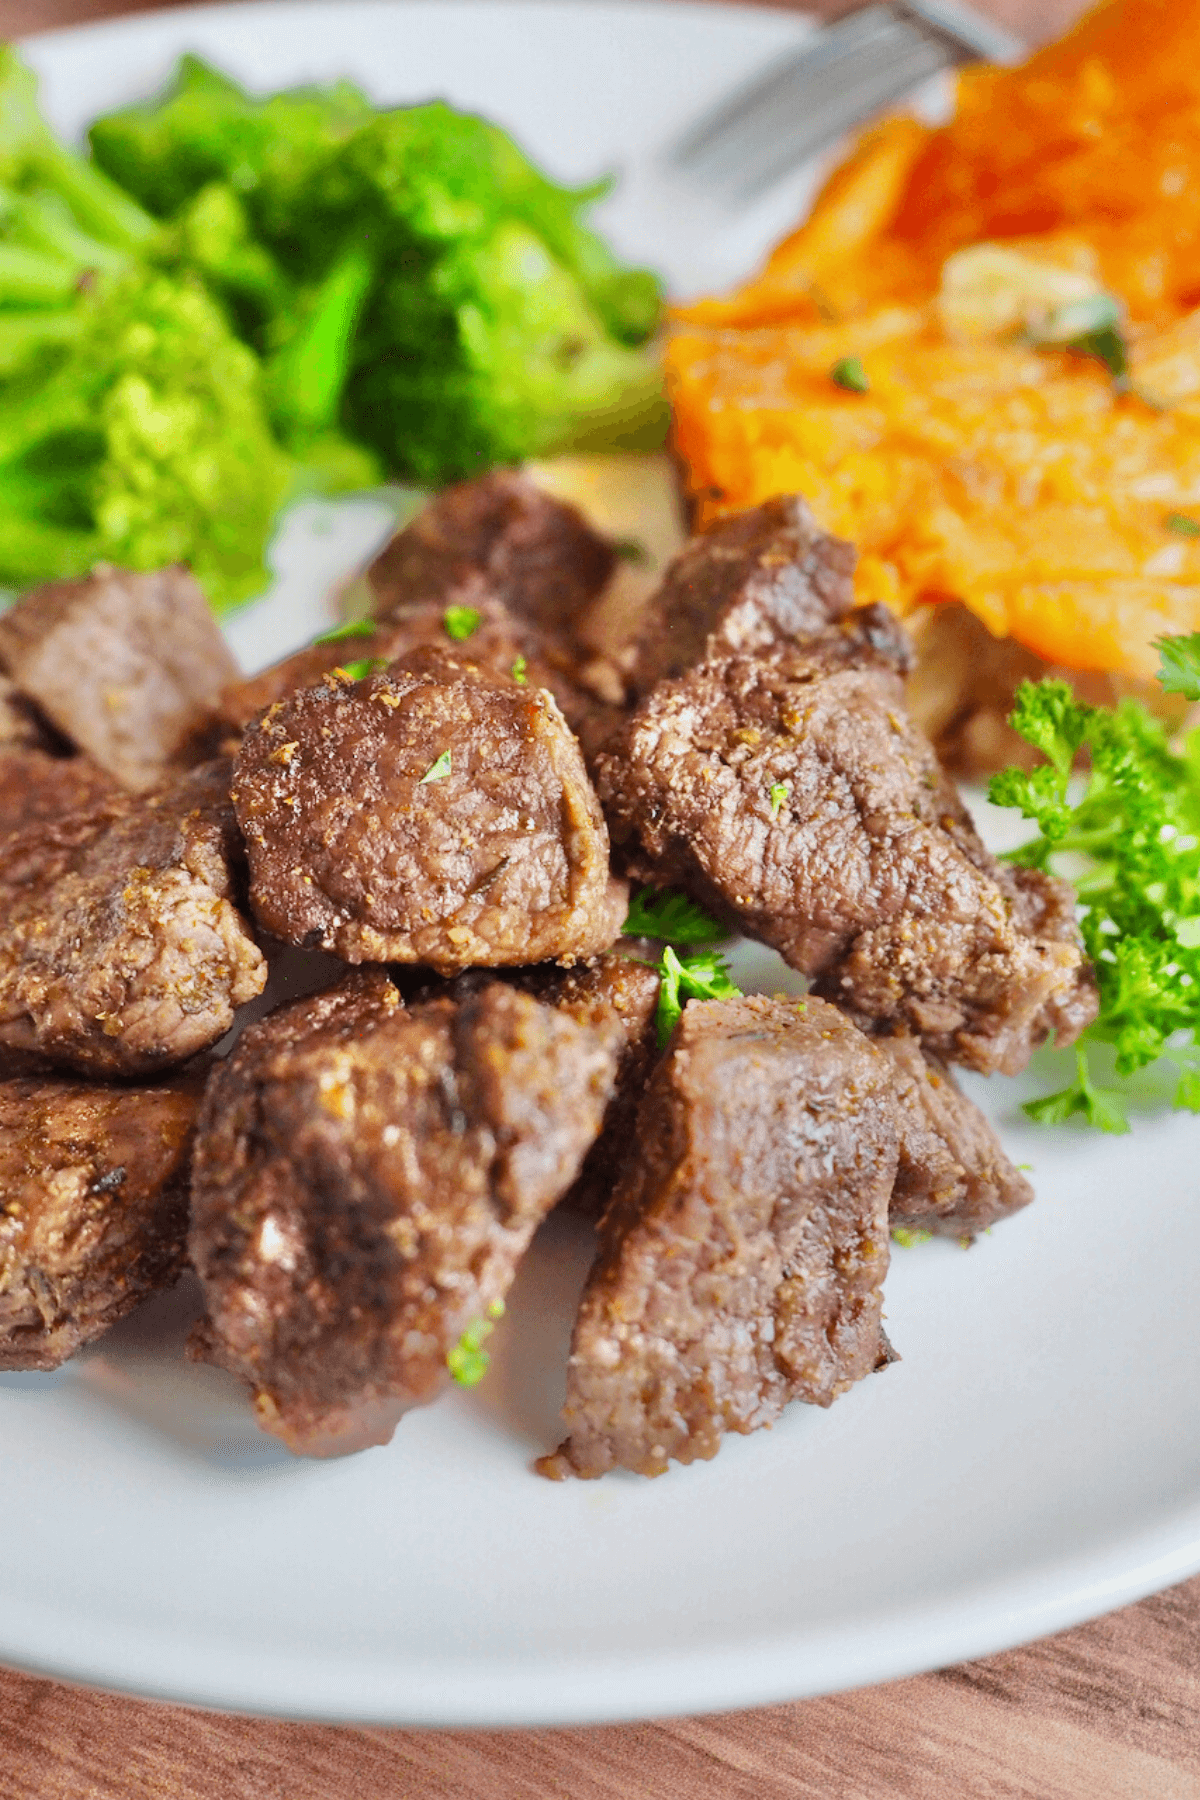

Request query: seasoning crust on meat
[
  {"left": 0, "top": 760, "right": 266, "bottom": 1077},
  {"left": 0, "top": 566, "right": 238, "bottom": 792},
  {"left": 0, "top": 1069, "right": 202, "bottom": 1370},
  {"left": 877, "top": 1032, "right": 1034, "bottom": 1238},
  {"left": 542, "top": 995, "right": 897, "bottom": 1479},
  {"left": 597, "top": 642, "right": 1096, "bottom": 1075},
  {"left": 233, "top": 644, "right": 625, "bottom": 973},
  {"left": 189, "top": 969, "right": 622, "bottom": 1456}
]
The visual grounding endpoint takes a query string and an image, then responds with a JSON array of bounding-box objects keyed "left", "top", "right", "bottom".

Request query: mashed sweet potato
[{"left": 667, "top": 0, "right": 1200, "bottom": 689}]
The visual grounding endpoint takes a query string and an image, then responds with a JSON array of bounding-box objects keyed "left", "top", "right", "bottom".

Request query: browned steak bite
[
  {"left": 189, "top": 968, "right": 622, "bottom": 1457},
  {"left": 541, "top": 994, "right": 897, "bottom": 1479},
  {"left": 233, "top": 644, "right": 625, "bottom": 973},
  {"left": 596, "top": 642, "right": 1096, "bottom": 1075},
  {"left": 876, "top": 1032, "right": 1034, "bottom": 1239},
  {"left": 0, "top": 1068, "right": 202, "bottom": 1370},
  {"left": 0, "top": 674, "right": 57, "bottom": 751},
  {"left": 0, "top": 567, "right": 239, "bottom": 792},
  {"left": 0, "top": 749, "right": 115, "bottom": 840},
  {"left": 0, "top": 760, "right": 266, "bottom": 1077},
  {"left": 519, "top": 952, "right": 661, "bottom": 1217},
  {"left": 367, "top": 469, "right": 615, "bottom": 638},
  {"left": 219, "top": 595, "right": 597, "bottom": 746},
  {"left": 623, "top": 494, "right": 866, "bottom": 698}
]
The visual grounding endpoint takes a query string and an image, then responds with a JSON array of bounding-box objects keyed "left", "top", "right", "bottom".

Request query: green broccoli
[
  {"left": 87, "top": 52, "right": 374, "bottom": 231},
  {"left": 91, "top": 67, "right": 666, "bottom": 486},
  {"left": 0, "top": 268, "right": 293, "bottom": 610}
]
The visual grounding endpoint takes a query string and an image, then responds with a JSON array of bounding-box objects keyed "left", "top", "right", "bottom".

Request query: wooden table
[{"left": 2, "top": 0, "right": 1198, "bottom": 1793}]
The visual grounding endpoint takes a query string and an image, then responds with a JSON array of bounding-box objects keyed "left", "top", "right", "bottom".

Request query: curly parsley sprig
[
  {"left": 988, "top": 638, "right": 1200, "bottom": 1131},
  {"left": 621, "top": 887, "right": 741, "bottom": 1045}
]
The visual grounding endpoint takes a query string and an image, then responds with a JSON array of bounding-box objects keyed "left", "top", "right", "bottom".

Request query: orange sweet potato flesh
[{"left": 667, "top": 0, "right": 1200, "bottom": 679}]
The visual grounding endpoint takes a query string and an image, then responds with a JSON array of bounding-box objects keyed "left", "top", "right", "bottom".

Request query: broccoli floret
[
  {"left": 300, "top": 105, "right": 664, "bottom": 482},
  {"left": 88, "top": 54, "right": 373, "bottom": 232},
  {"left": 0, "top": 268, "right": 293, "bottom": 611}
]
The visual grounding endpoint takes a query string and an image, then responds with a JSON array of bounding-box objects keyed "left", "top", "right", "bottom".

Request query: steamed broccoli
[
  {"left": 91, "top": 64, "right": 666, "bottom": 486},
  {"left": 0, "top": 268, "right": 293, "bottom": 609}
]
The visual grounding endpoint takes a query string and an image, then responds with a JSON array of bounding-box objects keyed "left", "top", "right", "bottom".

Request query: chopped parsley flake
[
  {"left": 613, "top": 537, "right": 650, "bottom": 564},
  {"left": 314, "top": 618, "right": 376, "bottom": 645},
  {"left": 418, "top": 748, "right": 452, "bottom": 784},
  {"left": 443, "top": 605, "right": 481, "bottom": 640},
  {"left": 623, "top": 887, "right": 725, "bottom": 944},
  {"left": 656, "top": 944, "right": 742, "bottom": 1048},
  {"left": 891, "top": 1227, "right": 933, "bottom": 1249},
  {"left": 1027, "top": 294, "right": 1128, "bottom": 383},
  {"left": 338, "top": 657, "right": 387, "bottom": 681},
  {"left": 1165, "top": 512, "right": 1200, "bottom": 538},
  {"left": 511, "top": 655, "right": 528, "bottom": 685},
  {"left": 830, "top": 356, "right": 869, "bottom": 393},
  {"left": 769, "top": 781, "right": 791, "bottom": 818},
  {"left": 988, "top": 648, "right": 1200, "bottom": 1131},
  {"left": 446, "top": 1314, "right": 498, "bottom": 1387}
]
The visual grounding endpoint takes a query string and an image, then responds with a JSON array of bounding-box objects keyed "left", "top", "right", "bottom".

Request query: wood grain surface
[{"left": 1, "top": 0, "right": 1198, "bottom": 1794}]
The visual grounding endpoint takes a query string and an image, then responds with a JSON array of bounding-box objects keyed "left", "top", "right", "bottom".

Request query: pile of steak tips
[{"left": 0, "top": 475, "right": 1096, "bottom": 1477}]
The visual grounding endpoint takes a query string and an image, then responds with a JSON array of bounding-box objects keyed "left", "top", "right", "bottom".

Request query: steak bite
[
  {"left": 0, "top": 567, "right": 239, "bottom": 793},
  {"left": 623, "top": 494, "right": 863, "bottom": 698},
  {"left": 541, "top": 994, "right": 897, "bottom": 1480},
  {"left": 519, "top": 951, "right": 662, "bottom": 1217},
  {"left": 0, "top": 749, "right": 115, "bottom": 840},
  {"left": 877, "top": 1032, "right": 1034, "bottom": 1239},
  {"left": 218, "top": 596, "right": 598, "bottom": 745},
  {"left": 0, "top": 761, "right": 266, "bottom": 1078},
  {"left": 367, "top": 469, "right": 616, "bottom": 639},
  {"left": 189, "top": 968, "right": 622, "bottom": 1456},
  {"left": 596, "top": 643, "right": 1096, "bottom": 1075},
  {"left": 233, "top": 644, "right": 625, "bottom": 973},
  {"left": 0, "top": 1068, "right": 202, "bottom": 1370}
]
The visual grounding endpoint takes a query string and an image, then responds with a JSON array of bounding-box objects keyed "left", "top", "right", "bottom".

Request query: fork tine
[
  {"left": 665, "top": 0, "right": 1022, "bottom": 206},
  {"left": 673, "top": 19, "right": 950, "bottom": 201}
]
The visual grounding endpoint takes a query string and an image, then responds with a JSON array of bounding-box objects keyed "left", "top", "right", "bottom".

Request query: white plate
[{"left": 3, "top": 0, "right": 1200, "bottom": 1730}]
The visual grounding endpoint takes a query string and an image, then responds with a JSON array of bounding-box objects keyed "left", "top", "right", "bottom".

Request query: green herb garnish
[
  {"left": 655, "top": 944, "right": 742, "bottom": 1048},
  {"left": 443, "top": 605, "right": 481, "bottom": 641},
  {"left": 418, "top": 748, "right": 452, "bottom": 784},
  {"left": 891, "top": 1227, "right": 933, "bottom": 1248},
  {"left": 314, "top": 617, "right": 376, "bottom": 646},
  {"left": 446, "top": 1305, "right": 503, "bottom": 1388},
  {"left": 623, "top": 887, "right": 725, "bottom": 944},
  {"left": 769, "top": 781, "right": 791, "bottom": 818},
  {"left": 988, "top": 649, "right": 1200, "bottom": 1131},
  {"left": 830, "top": 355, "right": 869, "bottom": 393},
  {"left": 613, "top": 536, "right": 649, "bottom": 564},
  {"left": 511, "top": 655, "right": 528, "bottom": 685},
  {"left": 1165, "top": 512, "right": 1200, "bottom": 538},
  {"left": 338, "top": 656, "right": 386, "bottom": 681},
  {"left": 1027, "top": 293, "right": 1128, "bottom": 383},
  {"left": 1154, "top": 631, "right": 1200, "bottom": 701}
]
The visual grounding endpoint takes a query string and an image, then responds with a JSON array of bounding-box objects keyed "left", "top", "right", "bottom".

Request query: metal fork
[{"left": 666, "top": 0, "right": 1022, "bottom": 205}]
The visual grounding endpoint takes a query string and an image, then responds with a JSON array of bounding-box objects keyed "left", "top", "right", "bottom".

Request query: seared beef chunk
[
  {"left": 0, "top": 750, "right": 115, "bottom": 840},
  {"left": 624, "top": 494, "right": 862, "bottom": 698},
  {"left": 0, "top": 1069, "right": 202, "bottom": 1370},
  {"left": 596, "top": 643, "right": 1096, "bottom": 1075},
  {"left": 877, "top": 1032, "right": 1033, "bottom": 1238},
  {"left": 219, "top": 596, "right": 600, "bottom": 747},
  {"left": 519, "top": 952, "right": 661, "bottom": 1216},
  {"left": 367, "top": 470, "right": 615, "bottom": 638},
  {"left": 189, "top": 968, "right": 621, "bottom": 1456},
  {"left": 540, "top": 995, "right": 896, "bottom": 1479},
  {"left": 0, "top": 567, "right": 239, "bottom": 793},
  {"left": 0, "top": 675, "right": 56, "bottom": 751},
  {"left": 233, "top": 645, "right": 625, "bottom": 973},
  {"left": 0, "top": 761, "right": 266, "bottom": 1077}
]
